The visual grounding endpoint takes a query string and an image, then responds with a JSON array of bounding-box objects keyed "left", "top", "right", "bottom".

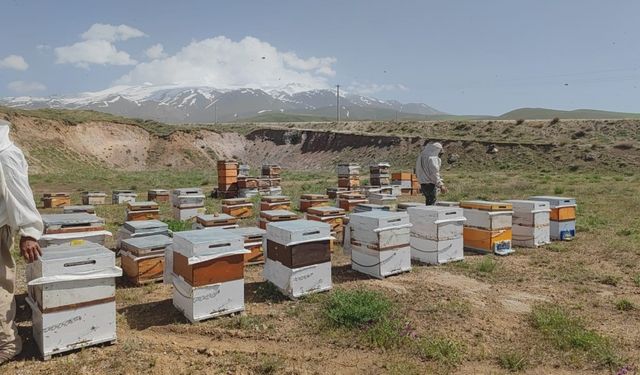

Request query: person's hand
[
  {"left": 20, "top": 237, "right": 42, "bottom": 263},
  {"left": 440, "top": 185, "right": 448, "bottom": 194}
]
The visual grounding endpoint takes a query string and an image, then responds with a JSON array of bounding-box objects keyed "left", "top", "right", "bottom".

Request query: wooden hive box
[
  {"left": 299, "top": 194, "right": 330, "bottom": 212},
  {"left": 195, "top": 213, "right": 239, "bottom": 227},
  {"left": 338, "top": 198, "right": 369, "bottom": 212},
  {"left": 237, "top": 177, "right": 258, "bottom": 189},
  {"left": 63, "top": 205, "right": 95, "bottom": 214},
  {"left": 42, "top": 193, "right": 71, "bottom": 209},
  {"left": 147, "top": 189, "right": 170, "bottom": 203},
  {"left": 126, "top": 201, "right": 160, "bottom": 221},
  {"left": 41, "top": 213, "right": 105, "bottom": 235},
  {"left": 258, "top": 209, "right": 298, "bottom": 230},
  {"left": 81, "top": 192, "right": 107, "bottom": 205},
  {"left": 261, "top": 164, "right": 281, "bottom": 177},
  {"left": 221, "top": 198, "right": 254, "bottom": 218},
  {"left": 173, "top": 251, "right": 244, "bottom": 287},
  {"left": 463, "top": 227, "right": 512, "bottom": 255},
  {"left": 120, "top": 235, "right": 172, "bottom": 284},
  {"left": 338, "top": 176, "right": 360, "bottom": 188},
  {"left": 224, "top": 227, "right": 266, "bottom": 264}
]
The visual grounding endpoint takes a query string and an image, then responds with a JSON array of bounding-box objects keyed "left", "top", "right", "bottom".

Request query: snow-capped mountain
[{"left": 0, "top": 85, "right": 446, "bottom": 123}]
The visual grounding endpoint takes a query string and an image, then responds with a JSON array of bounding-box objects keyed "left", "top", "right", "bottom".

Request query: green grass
[
  {"left": 163, "top": 219, "right": 191, "bottom": 232},
  {"left": 475, "top": 257, "right": 498, "bottom": 273},
  {"left": 324, "top": 289, "right": 392, "bottom": 328},
  {"left": 615, "top": 299, "right": 635, "bottom": 311},
  {"left": 633, "top": 274, "right": 640, "bottom": 288},
  {"left": 497, "top": 351, "right": 529, "bottom": 372},
  {"left": 414, "top": 337, "right": 463, "bottom": 368},
  {"left": 531, "top": 305, "right": 620, "bottom": 368}
]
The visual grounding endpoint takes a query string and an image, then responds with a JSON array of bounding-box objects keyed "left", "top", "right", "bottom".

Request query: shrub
[
  {"left": 498, "top": 351, "right": 529, "bottom": 372},
  {"left": 550, "top": 117, "right": 560, "bottom": 125},
  {"left": 615, "top": 299, "right": 635, "bottom": 311},
  {"left": 475, "top": 257, "right": 498, "bottom": 273},
  {"left": 415, "top": 337, "right": 463, "bottom": 367},
  {"left": 324, "top": 289, "right": 392, "bottom": 328}
]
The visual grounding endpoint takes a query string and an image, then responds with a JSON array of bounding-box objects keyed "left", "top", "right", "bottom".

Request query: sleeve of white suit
[
  {"left": 427, "top": 157, "right": 444, "bottom": 187},
  {"left": 0, "top": 147, "right": 43, "bottom": 240}
]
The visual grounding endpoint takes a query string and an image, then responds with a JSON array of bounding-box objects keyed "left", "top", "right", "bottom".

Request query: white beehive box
[
  {"left": 407, "top": 206, "right": 465, "bottom": 241},
  {"left": 410, "top": 236, "right": 463, "bottom": 265},
  {"left": 27, "top": 296, "right": 117, "bottom": 360},
  {"left": 504, "top": 200, "right": 550, "bottom": 227},
  {"left": 172, "top": 206, "right": 206, "bottom": 221},
  {"left": 336, "top": 163, "right": 360, "bottom": 176},
  {"left": 173, "top": 194, "right": 206, "bottom": 209},
  {"left": 172, "top": 275, "right": 244, "bottom": 323},
  {"left": 528, "top": 196, "right": 576, "bottom": 208},
  {"left": 27, "top": 244, "right": 121, "bottom": 311},
  {"left": 39, "top": 231, "right": 112, "bottom": 248},
  {"left": 349, "top": 211, "right": 411, "bottom": 250},
  {"left": 550, "top": 220, "right": 576, "bottom": 241},
  {"left": 368, "top": 194, "right": 397, "bottom": 209},
  {"left": 172, "top": 230, "right": 245, "bottom": 260},
  {"left": 265, "top": 220, "right": 331, "bottom": 246},
  {"left": 397, "top": 202, "right": 426, "bottom": 211},
  {"left": 462, "top": 208, "right": 513, "bottom": 230},
  {"left": 512, "top": 224, "right": 550, "bottom": 248},
  {"left": 351, "top": 245, "right": 411, "bottom": 279},
  {"left": 171, "top": 188, "right": 204, "bottom": 206},
  {"left": 263, "top": 258, "right": 332, "bottom": 298},
  {"left": 112, "top": 190, "right": 137, "bottom": 204}
]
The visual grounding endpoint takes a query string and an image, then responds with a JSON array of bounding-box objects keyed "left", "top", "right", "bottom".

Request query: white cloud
[
  {"left": 346, "top": 82, "right": 408, "bottom": 95},
  {"left": 81, "top": 23, "right": 146, "bottom": 42},
  {"left": 116, "top": 36, "right": 337, "bottom": 93},
  {"left": 0, "top": 55, "right": 28, "bottom": 71},
  {"left": 7, "top": 81, "right": 46, "bottom": 94},
  {"left": 54, "top": 23, "right": 144, "bottom": 68},
  {"left": 55, "top": 39, "right": 137, "bottom": 68},
  {"left": 145, "top": 43, "right": 167, "bottom": 59}
]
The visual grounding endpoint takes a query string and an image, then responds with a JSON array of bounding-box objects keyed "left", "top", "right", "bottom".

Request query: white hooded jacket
[
  {"left": 415, "top": 142, "right": 444, "bottom": 187},
  {"left": 0, "top": 120, "right": 43, "bottom": 240}
]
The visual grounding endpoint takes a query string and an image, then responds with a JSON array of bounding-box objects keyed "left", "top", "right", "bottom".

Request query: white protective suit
[
  {"left": 415, "top": 142, "right": 444, "bottom": 187},
  {"left": 0, "top": 119, "right": 43, "bottom": 362}
]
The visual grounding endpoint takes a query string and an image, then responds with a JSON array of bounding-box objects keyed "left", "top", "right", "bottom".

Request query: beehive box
[
  {"left": 63, "top": 205, "right": 95, "bottom": 215},
  {"left": 353, "top": 203, "right": 389, "bottom": 213},
  {"left": 147, "top": 189, "right": 170, "bottom": 203},
  {"left": 222, "top": 198, "right": 254, "bottom": 218},
  {"left": 120, "top": 235, "right": 172, "bottom": 284},
  {"left": 81, "top": 191, "right": 107, "bottom": 205},
  {"left": 263, "top": 258, "right": 332, "bottom": 298},
  {"left": 238, "top": 164, "right": 250, "bottom": 177},
  {"left": 463, "top": 227, "right": 512, "bottom": 255},
  {"left": 194, "top": 213, "right": 239, "bottom": 228},
  {"left": 306, "top": 206, "right": 346, "bottom": 232},
  {"left": 265, "top": 219, "right": 331, "bottom": 248},
  {"left": 258, "top": 210, "right": 298, "bottom": 230},
  {"left": 336, "top": 163, "right": 360, "bottom": 176},
  {"left": 117, "top": 220, "right": 169, "bottom": 248},
  {"left": 407, "top": 206, "right": 465, "bottom": 264},
  {"left": 172, "top": 276, "right": 245, "bottom": 323},
  {"left": 41, "top": 213, "right": 105, "bottom": 235},
  {"left": 460, "top": 201, "right": 513, "bottom": 230},
  {"left": 369, "top": 163, "right": 391, "bottom": 175},
  {"left": 528, "top": 196, "right": 577, "bottom": 233},
  {"left": 261, "top": 164, "right": 281, "bottom": 177},
  {"left": 351, "top": 245, "right": 411, "bottom": 279},
  {"left": 42, "top": 193, "right": 71, "bottom": 209},
  {"left": 504, "top": 200, "right": 551, "bottom": 247},
  {"left": 397, "top": 202, "right": 426, "bottom": 211},
  {"left": 299, "top": 194, "right": 329, "bottom": 212},
  {"left": 224, "top": 227, "right": 266, "bottom": 264},
  {"left": 368, "top": 193, "right": 397, "bottom": 209},
  {"left": 126, "top": 201, "right": 160, "bottom": 221},
  {"left": 112, "top": 190, "right": 137, "bottom": 205},
  {"left": 172, "top": 194, "right": 205, "bottom": 209},
  {"left": 170, "top": 188, "right": 203, "bottom": 206},
  {"left": 349, "top": 211, "right": 411, "bottom": 251},
  {"left": 237, "top": 177, "right": 259, "bottom": 189},
  {"left": 260, "top": 196, "right": 291, "bottom": 211},
  {"left": 338, "top": 176, "right": 360, "bottom": 188}
]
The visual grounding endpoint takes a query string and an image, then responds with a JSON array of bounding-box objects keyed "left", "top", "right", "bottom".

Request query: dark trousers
[{"left": 421, "top": 183, "right": 437, "bottom": 205}]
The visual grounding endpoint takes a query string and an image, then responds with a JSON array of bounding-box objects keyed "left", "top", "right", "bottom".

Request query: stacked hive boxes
[
  {"left": 147, "top": 189, "right": 170, "bottom": 203},
  {"left": 217, "top": 160, "right": 239, "bottom": 198},
  {"left": 25, "top": 243, "right": 121, "bottom": 359},
  {"left": 391, "top": 172, "right": 418, "bottom": 195},
  {"left": 299, "top": 194, "right": 329, "bottom": 212},
  {"left": 337, "top": 192, "right": 368, "bottom": 212},
  {"left": 39, "top": 213, "right": 112, "bottom": 247},
  {"left": 306, "top": 206, "right": 347, "bottom": 248},
  {"left": 261, "top": 164, "right": 282, "bottom": 190},
  {"left": 407, "top": 206, "right": 466, "bottom": 264},
  {"left": 504, "top": 200, "right": 551, "bottom": 247},
  {"left": 112, "top": 190, "right": 137, "bottom": 204},
  {"left": 528, "top": 196, "right": 577, "bottom": 241},
  {"left": 260, "top": 195, "right": 291, "bottom": 211},
  {"left": 121, "top": 234, "right": 172, "bottom": 285},
  {"left": 239, "top": 164, "right": 250, "bottom": 177},
  {"left": 82, "top": 191, "right": 106, "bottom": 205},
  {"left": 258, "top": 209, "right": 298, "bottom": 230},
  {"left": 263, "top": 220, "right": 333, "bottom": 298},
  {"left": 326, "top": 187, "right": 348, "bottom": 199},
  {"left": 63, "top": 205, "right": 95, "bottom": 214},
  {"left": 171, "top": 188, "right": 206, "bottom": 221},
  {"left": 349, "top": 211, "right": 412, "bottom": 279},
  {"left": 368, "top": 193, "right": 397, "bottom": 210},
  {"left": 222, "top": 198, "right": 254, "bottom": 218},
  {"left": 42, "top": 193, "right": 71, "bottom": 209},
  {"left": 224, "top": 227, "right": 267, "bottom": 264},
  {"left": 126, "top": 201, "right": 160, "bottom": 221},
  {"left": 237, "top": 176, "right": 259, "bottom": 198},
  {"left": 460, "top": 201, "right": 514, "bottom": 255},
  {"left": 369, "top": 163, "right": 391, "bottom": 186},
  {"left": 337, "top": 163, "right": 361, "bottom": 190},
  {"left": 193, "top": 213, "right": 239, "bottom": 229},
  {"left": 116, "top": 220, "right": 169, "bottom": 249},
  {"left": 171, "top": 230, "right": 248, "bottom": 322}
]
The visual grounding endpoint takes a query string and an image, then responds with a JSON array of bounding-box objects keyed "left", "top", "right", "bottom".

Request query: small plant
[
  {"left": 515, "top": 119, "right": 525, "bottom": 125},
  {"left": 414, "top": 336, "right": 463, "bottom": 368},
  {"left": 553, "top": 186, "right": 565, "bottom": 195},
  {"left": 546, "top": 243, "right": 567, "bottom": 253},
  {"left": 324, "top": 289, "right": 392, "bottom": 328},
  {"left": 600, "top": 275, "right": 620, "bottom": 287},
  {"left": 498, "top": 351, "right": 529, "bottom": 372},
  {"left": 364, "top": 317, "right": 408, "bottom": 349},
  {"left": 475, "top": 257, "right": 498, "bottom": 273},
  {"left": 550, "top": 117, "right": 560, "bottom": 125},
  {"left": 163, "top": 219, "right": 190, "bottom": 232},
  {"left": 254, "top": 356, "right": 283, "bottom": 375},
  {"left": 615, "top": 299, "right": 635, "bottom": 311},
  {"left": 633, "top": 274, "right": 640, "bottom": 288}
]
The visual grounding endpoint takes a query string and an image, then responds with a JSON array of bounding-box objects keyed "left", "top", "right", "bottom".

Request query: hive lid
[
  {"left": 42, "top": 213, "right": 104, "bottom": 226},
  {"left": 172, "top": 187, "right": 204, "bottom": 195},
  {"left": 307, "top": 206, "right": 345, "bottom": 215},
  {"left": 459, "top": 200, "right": 512, "bottom": 211},
  {"left": 260, "top": 209, "right": 298, "bottom": 219},
  {"left": 122, "top": 234, "right": 172, "bottom": 250},
  {"left": 63, "top": 205, "right": 95, "bottom": 212},
  {"left": 173, "top": 229, "right": 244, "bottom": 246},
  {"left": 123, "top": 219, "right": 168, "bottom": 232},
  {"left": 148, "top": 189, "right": 169, "bottom": 194},
  {"left": 113, "top": 189, "right": 136, "bottom": 194}
]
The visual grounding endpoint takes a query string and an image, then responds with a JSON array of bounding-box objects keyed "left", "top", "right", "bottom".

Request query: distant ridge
[{"left": 499, "top": 107, "right": 640, "bottom": 120}]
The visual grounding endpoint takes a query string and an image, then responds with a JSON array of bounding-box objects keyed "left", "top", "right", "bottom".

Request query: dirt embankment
[{"left": 2, "top": 113, "right": 638, "bottom": 173}]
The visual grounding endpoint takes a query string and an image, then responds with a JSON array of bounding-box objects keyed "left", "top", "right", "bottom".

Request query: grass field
[{"left": 4, "top": 164, "right": 638, "bottom": 375}]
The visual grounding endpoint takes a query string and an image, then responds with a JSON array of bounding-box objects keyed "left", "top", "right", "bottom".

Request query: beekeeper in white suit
[
  {"left": 415, "top": 141, "right": 448, "bottom": 205},
  {"left": 0, "top": 119, "right": 43, "bottom": 364}
]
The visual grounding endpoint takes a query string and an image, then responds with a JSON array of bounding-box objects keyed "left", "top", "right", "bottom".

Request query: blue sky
[{"left": 0, "top": 0, "right": 639, "bottom": 115}]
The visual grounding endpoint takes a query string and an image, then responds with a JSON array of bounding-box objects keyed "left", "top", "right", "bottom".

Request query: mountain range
[{"left": 0, "top": 85, "right": 445, "bottom": 123}]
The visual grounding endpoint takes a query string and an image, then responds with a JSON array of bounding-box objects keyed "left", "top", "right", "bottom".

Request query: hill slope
[{"left": 499, "top": 107, "right": 640, "bottom": 120}]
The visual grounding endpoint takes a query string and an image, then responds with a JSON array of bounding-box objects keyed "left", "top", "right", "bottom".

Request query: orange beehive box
[
  {"left": 126, "top": 210, "right": 160, "bottom": 221},
  {"left": 173, "top": 251, "right": 244, "bottom": 287},
  {"left": 460, "top": 201, "right": 512, "bottom": 211},
  {"left": 550, "top": 206, "right": 576, "bottom": 221},
  {"left": 121, "top": 253, "right": 164, "bottom": 285},
  {"left": 237, "top": 177, "right": 258, "bottom": 189},
  {"left": 338, "top": 177, "right": 360, "bottom": 188},
  {"left": 391, "top": 172, "right": 412, "bottom": 181},
  {"left": 217, "top": 160, "right": 238, "bottom": 169},
  {"left": 244, "top": 243, "right": 263, "bottom": 264},
  {"left": 218, "top": 175, "right": 238, "bottom": 185},
  {"left": 218, "top": 168, "right": 239, "bottom": 178},
  {"left": 42, "top": 193, "right": 71, "bottom": 209},
  {"left": 222, "top": 203, "right": 253, "bottom": 218},
  {"left": 463, "top": 227, "right": 512, "bottom": 254},
  {"left": 299, "top": 194, "right": 330, "bottom": 212},
  {"left": 260, "top": 202, "right": 291, "bottom": 211},
  {"left": 338, "top": 198, "right": 368, "bottom": 212}
]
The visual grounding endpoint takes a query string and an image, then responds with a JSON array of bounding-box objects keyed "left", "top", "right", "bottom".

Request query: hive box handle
[
  {"left": 209, "top": 243, "right": 231, "bottom": 248},
  {"left": 303, "top": 231, "right": 320, "bottom": 236},
  {"left": 63, "top": 260, "right": 97, "bottom": 267}
]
